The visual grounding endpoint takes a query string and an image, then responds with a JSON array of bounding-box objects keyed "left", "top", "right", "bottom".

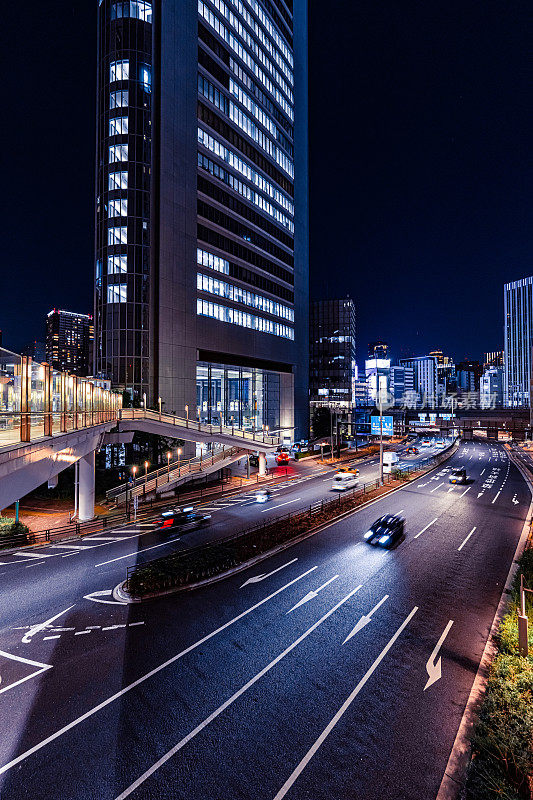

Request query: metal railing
[
  {"left": 119, "top": 408, "right": 281, "bottom": 446},
  {"left": 108, "top": 446, "right": 244, "bottom": 505}
]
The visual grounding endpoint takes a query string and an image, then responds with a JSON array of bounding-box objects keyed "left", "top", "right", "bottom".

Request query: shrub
[{"left": 0, "top": 519, "right": 30, "bottom": 549}]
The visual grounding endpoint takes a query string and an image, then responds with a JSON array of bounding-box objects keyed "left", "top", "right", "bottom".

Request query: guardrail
[{"left": 119, "top": 408, "right": 282, "bottom": 446}]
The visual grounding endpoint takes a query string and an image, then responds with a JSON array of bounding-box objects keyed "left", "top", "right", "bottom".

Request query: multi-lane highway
[{"left": 0, "top": 438, "right": 529, "bottom": 800}]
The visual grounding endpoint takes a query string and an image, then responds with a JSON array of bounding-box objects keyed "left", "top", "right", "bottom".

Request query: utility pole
[
  {"left": 379, "top": 391, "right": 384, "bottom": 485},
  {"left": 330, "top": 407, "right": 334, "bottom": 462}
]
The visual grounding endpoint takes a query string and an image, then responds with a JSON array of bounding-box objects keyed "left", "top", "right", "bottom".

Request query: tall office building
[
  {"left": 46, "top": 310, "right": 94, "bottom": 376},
  {"left": 400, "top": 356, "right": 438, "bottom": 404},
  {"left": 484, "top": 351, "right": 504, "bottom": 369},
  {"left": 95, "top": 0, "right": 308, "bottom": 437},
  {"left": 309, "top": 298, "right": 356, "bottom": 408},
  {"left": 368, "top": 341, "right": 388, "bottom": 359},
  {"left": 504, "top": 277, "right": 533, "bottom": 407}
]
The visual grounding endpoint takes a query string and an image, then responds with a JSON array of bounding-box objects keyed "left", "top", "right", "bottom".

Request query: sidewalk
[{"left": 2, "top": 500, "right": 109, "bottom": 533}]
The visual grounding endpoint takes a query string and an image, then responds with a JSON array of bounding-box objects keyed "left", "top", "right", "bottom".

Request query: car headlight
[
  {"left": 364, "top": 531, "right": 373, "bottom": 539},
  {"left": 378, "top": 535, "right": 390, "bottom": 544}
]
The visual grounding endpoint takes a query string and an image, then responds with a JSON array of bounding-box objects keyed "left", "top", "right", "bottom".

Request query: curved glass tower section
[{"left": 95, "top": 0, "right": 153, "bottom": 399}]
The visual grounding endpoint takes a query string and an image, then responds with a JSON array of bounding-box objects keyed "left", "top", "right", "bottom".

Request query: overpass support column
[
  {"left": 79, "top": 450, "right": 95, "bottom": 521},
  {"left": 258, "top": 452, "right": 267, "bottom": 477}
]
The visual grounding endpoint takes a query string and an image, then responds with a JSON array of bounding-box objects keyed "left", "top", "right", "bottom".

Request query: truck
[{"left": 382, "top": 451, "right": 400, "bottom": 474}]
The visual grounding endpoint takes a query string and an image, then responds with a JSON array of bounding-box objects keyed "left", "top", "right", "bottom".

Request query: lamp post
[
  {"left": 166, "top": 451, "right": 171, "bottom": 479},
  {"left": 185, "top": 404, "right": 189, "bottom": 427},
  {"left": 379, "top": 390, "right": 384, "bottom": 486},
  {"left": 130, "top": 465, "right": 137, "bottom": 515},
  {"left": 177, "top": 447, "right": 182, "bottom": 472},
  {"left": 144, "top": 461, "right": 149, "bottom": 493}
]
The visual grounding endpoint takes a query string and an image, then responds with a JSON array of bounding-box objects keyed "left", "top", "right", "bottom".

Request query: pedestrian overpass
[{"left": 0, "top": 347, "right": 281, "bottom": 521}]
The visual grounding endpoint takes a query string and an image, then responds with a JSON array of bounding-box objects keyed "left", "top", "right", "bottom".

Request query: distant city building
[
  {"left": 456, "top": 360, "right": 483, "bottom": 392},
  {"left": 365, "top": 357, "right": 391, "bottom": 404},
  {"left": 480, "top": 367, "right": 503, "bottom": 408},
  {"left": 21, "top": 341, "right": 46, "bottom": 363},
  {"left": 429, "top": 349, "right": 444, "bottom": 365},
  {"left": 389, "top": 365, "right": 414, "bottom": 405},
  {"left": 310, "top": 298, "right": 356, "bottom": 408},
  {"left": 368, "top": 341, "right": 388, "bottom": 359},
  {"left": 46, "top": 310, "right": 94, "bottom": 376},
  {"left": 484, "top": 351, "right": 504, "bottom": 369},
  {"left": 399, "top": 356, "right": 438, "bottom": 404},
  {"left": 504, "top": 277, "right": 533, "bottom": 407}
]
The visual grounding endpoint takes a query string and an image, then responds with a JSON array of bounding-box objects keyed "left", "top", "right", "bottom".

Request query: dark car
[
  {"left": 276, "top": 451, "right": 290, "bottom": 465},
  {"left": 249, "top": 454, "right": 260, "bottom": 467},
  {"left": 158, "top": 506, "right": 211, "bottom": 532},
  {"left": 363, "top": 515, "right": 404, "bottom": 547},
  {"left": 449, "top": 467, "right": 467, "bottom": 484},
  {"left": 407, "top": 446, "right": 419, "bottom": 455}
]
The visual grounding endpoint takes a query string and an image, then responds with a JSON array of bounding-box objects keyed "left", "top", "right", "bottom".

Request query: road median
[{"left": 118, "top": 440, "right": 459, "bottom": 602}]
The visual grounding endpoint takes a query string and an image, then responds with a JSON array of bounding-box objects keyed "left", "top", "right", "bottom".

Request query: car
[
  {"left": 421, "top": 439, "right": 431, "bottom": 447},
  {"left": 406, "top": 446, "right": 419, "bottom": 455},
  {"left": 449, "top": 467, "right": 467, "bottom": 484},
  {"left": 249, "top": 454, "right": 260, "bottom": 467},
  {"left": 255, "top": 489, "right": 272, "bottom": 503},
  {"left": 363, "top": 515, "right": 405, "bottom": 547},
  {"left": 332, "top": 472, "right": 358, "bottom": 491},
  {"left": 435, "top": 439, "right": 446, "bottom": 448},
  {"left": 158, "top": 506, "right": 211, "bottom": 532},
  {"left": 276, "top": 444, "right": 291, "bottom": 453},
  {"left": 337, "top": 466, "right": 359, "bottom": 476},
  {"left": 275, "top": 451, "right": 290, "bottom": 465}
]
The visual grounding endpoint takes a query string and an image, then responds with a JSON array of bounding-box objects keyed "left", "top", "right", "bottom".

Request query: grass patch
[{"left": 464, "top": 547, "right": 533, "bottom": 800}]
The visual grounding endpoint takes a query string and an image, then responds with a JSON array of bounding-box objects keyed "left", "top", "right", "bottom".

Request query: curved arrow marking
[
  {"left": 343, "top": 594, "right": 389, "bottom": 644},
  {"left": 287, "top": 576, "right": 339, "bottom": 613},
  {"left": 424, "top": 620, "right": 454, "bottom": 690},
  {"left": 22, "top": 606, "right": 75, "bottom": 644},
  {"left": 240, "top": 559, "right": 298, "bottom": 588},
  {"left": 83, "top": 590, "right": 127, "bottom": 606}
]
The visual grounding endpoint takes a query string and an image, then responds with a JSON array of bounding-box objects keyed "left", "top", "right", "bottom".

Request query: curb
[
  {"left": 435, "top": 444, "right": 533, "bottom": 800},
  {"left": 114, "top": 441, "right": 459, "bottom": 604}
]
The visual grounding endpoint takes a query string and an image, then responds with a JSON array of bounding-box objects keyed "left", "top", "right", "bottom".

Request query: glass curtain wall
[{"left": 196, "top": 362, "right": 280, "bottom": 431}]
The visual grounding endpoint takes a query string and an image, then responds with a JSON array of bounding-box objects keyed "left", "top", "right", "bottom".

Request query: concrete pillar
[
  {"left": 79, "top": 450, "right": 95, "bottom": 521},
  {"left": 258, "top": 452, "right": 267, "bottom": 477},
  {"left": 47, "top": 475, "right": 58, "bottom": 489}
]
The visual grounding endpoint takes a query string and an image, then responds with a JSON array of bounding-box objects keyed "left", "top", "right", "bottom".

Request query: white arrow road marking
[
  {"left": 113, "top": 583, "right": 364, "bottom": 800},
  {"left": 343, "top": 595, "right": 389, "bottom": 644},
  {"left": 477, "top": 492, "right": 484, "bottom": 498},
  {"left": 414, "top": 518, "right": 438, "bottom": 539},
  {"left": 83, "top": 590, "right": 127, "bottom": 606},
  {"left": 272, "top": 606, "right": 419, "bottom": 800},
  {"left": 512, "top": 494, "right": 519, "bottom": 505},
  {"left": 458, "top": 527, "right": 476, "bottom": 552},
  {"left": 0, "top": 650, "right": 53, "bottom": 696},
  {"left": 14, "top": 551, "right": 55, "bottom": 559},
  {"left": 240, "top": 559, "right": 298, "bottom": 588},
  {"left": 424, "top": 620, "right": 454, "bottom": 690},
  {"left": 22, "top": 606, "right": 75, "bottom": 644},
  {"left": 287, "top": 575, "right": 339, "bottom": 613}
]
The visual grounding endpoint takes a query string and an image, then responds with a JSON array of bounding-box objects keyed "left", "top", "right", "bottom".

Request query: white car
[{"left": 332, "top": 472, "right": 358, "bottom": 491}]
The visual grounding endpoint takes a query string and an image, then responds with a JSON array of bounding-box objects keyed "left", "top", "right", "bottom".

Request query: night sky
[{"left": 2, "top": 1, "right": 531, "bottom": 368}]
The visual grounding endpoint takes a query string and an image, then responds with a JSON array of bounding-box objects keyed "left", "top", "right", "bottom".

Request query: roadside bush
[{"left": 0, "top": 519, "right": 30, "bottom": 549}]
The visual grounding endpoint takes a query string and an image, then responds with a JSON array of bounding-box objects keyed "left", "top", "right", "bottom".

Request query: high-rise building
[
  {"left": 456, "top": 360, "right": 482, "bottom": 392},
  {"left": 309, "top": 298, "right": 356, "bottom": 408},
  {"left": 46, "top": 310, "right": 94, "bottom": 376},
  {"left": 389, "top": 365, "right": 414, "bottom": 405},
  {"left": 368, "top": 340, "right": 388, "bottom": 359},
  {"left": 504, "top": 277, "right": 533, "bottom": 407},
  {"left": 480, "top": 366, "right": 503, "bottom": 408},
  {"left": 94, "top": 0, "right": 308, "bottom": 437},
  {"left": 21, "top": 341, "right": 47, "bottom": 363},
  {"left": 400, "top": 356, "right": 438, "bottom": 404},
  {"left": 484, "top": 351, "right": 504, "bottom": 369},
  {"left": 365, "top": 357, "right": 390, "bottom": 404}
]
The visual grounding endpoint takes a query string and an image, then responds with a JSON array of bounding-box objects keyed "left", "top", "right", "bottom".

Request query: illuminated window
[
  {"left": 108, "top": 226, "right": 127, "bottom": 245},
  {"left": 109, "top": 144, "right": 128, "bottom": 163},
  {"left": 108, "top": 199, "right": 128, "bottom": 218},
  {"left": 110, "top": 90, "right": 129, "bottom": 109},
  {"left": 108, "top": 255, "right": 127, "bottom": 274},
  {"left": 140, "top": 65, "right": 151, "bottom": 92},
  {"left": 108, "top": 170, "right": 128, "bottom": 190},
  {"left": 107, "top": 284, "right": 127, "bottom": 303},
  {"left": 110, "top": 1, "right": 152, "bottom": 22},
  {"left": 109, "top": 116, "right": 128, "bottom": 135},
  {"left": 110, "top": 60, "right": 129, "bottom": 82}
]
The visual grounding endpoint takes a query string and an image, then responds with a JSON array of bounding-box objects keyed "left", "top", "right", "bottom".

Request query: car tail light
[{"left": 161, "top": 519, "right": 173, "bottom": 529}]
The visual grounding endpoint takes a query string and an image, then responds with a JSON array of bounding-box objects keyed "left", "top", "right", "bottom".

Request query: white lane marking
[
  {"left": 480, "top": 469, "right": 486, "bottom": 476},
  {"left": 22, "top": 605, "right": 75, "bottom": 645},
  {"left": 430, "top": 483, "right": 444, "bottom": 493},
  {"left": 492, "top": 490, "right": 501, "bottom": 504},
  {"left": 458, "top": 527, "right": 476, "bottom": 551},
  {"left": 95, "top": 536, "right": 182, "bottom": 567},
  {"left": 272, "top": 607, "right": 419, "bottom": 800},
  {"left": 261, "top": 497, "right": 302, "bottom": 513},
  {"left": 74, "top": 631, "right": 91, "bottom": 636},
  {"left": 0, "top": 566, "right": 318, "bottom": 779},
  {"left": 0, "top": 650, "right": 53, "bottom": 696},
  {"left": 47, "top": 544, "right": 93, "bottom": 551},
  {"left": 83, "top": 536, "right": 125, "bottom": 542},
  {"left": 424, "top": 620, "right": 454, "bottom": 690},
  {"left": 287, "top": 575, "right": 339, "bottom": 613},
  {"left": 25, "top": 562, "right": 45, "bottom": 568},
  {"left": 241, "top": 559, "right": 298, "bottom": 588},
  {"left": 42, "top": 636, "right": 61, "bottom": 641},
  {"left": 129, "top": 621, "right": 145, "bottom": 627},
  {"left": 83, "top": 590, "right": 127, "bottom": 606},
  {"left": 414, "top": 517, "right": 438, "bottom": 540},
  {"left": 62, "top": 552, "right": 80, "bottom": 558},
  {"left": 113, "top": 584, "right": 364, "bottom": 800},
  {"left": 343, "top": 594, "right": 389, "bottom": 643},
  {"left": 14, "top": 551, "right": 55, "bottom": 559},
  {"left": 459, "top": 487, "right": 471, "bottom": 498}
]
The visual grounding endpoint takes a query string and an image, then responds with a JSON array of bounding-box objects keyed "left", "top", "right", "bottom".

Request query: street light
[
  {"left": 166, "top": 451, "right": 171, "bottom": 478},
  {"left": 177, "top": 447, "right": 182, "bottom": 471},
  {"left": 144, "top": 461, "right": 149, "bottom": 490}
]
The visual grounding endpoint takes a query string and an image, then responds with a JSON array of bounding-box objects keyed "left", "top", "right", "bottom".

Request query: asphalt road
[{"left": 0, "top": 438, "right": 528, "bottom": 800}]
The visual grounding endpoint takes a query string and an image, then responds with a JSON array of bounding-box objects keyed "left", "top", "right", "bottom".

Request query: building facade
[
  {"left": 504, "top": 277, "right": 533, "bottom": 407},
  {"left": 400, "top": 356, "right": 438, "bottom": 405},
  {"left": 484, "top": 350, "right": 504, "bottom": 369},
  {"left": 389, "top": 365, "right": 414, "bottom": 406},
  {"left": 309, "top": 298, "right": 356, "bottom": 408},
  {"left": 45, "top": 310, "right": 94, "bottom": 376},
  {"left": 480, "top": 366, "right": 503, "bottom": 408},
  {"left": 94, "top": 0, "right": 308, "bottom": 437}
]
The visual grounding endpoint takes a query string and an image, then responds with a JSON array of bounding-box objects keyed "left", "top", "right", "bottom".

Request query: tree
[{"left": 311, "top": 407, "right": 331, "bottom": 439}]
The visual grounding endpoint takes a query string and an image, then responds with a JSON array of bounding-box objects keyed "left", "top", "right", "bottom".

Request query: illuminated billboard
[{"left": 371, "top": 416, "right": 394, "bottom": 436}]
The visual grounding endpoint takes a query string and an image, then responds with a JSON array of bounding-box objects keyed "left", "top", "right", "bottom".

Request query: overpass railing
[
  {"left": 0, "top": 346, "right": 122, "bottom": 449},
  {"left": 107, "top": 444, "right": 244, "bottom": 505},
  {"left": 119, "top": 408, "right": 281, "bottom": 447}
]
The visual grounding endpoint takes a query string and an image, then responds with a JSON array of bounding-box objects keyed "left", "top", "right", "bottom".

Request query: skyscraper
[
  {"left": 309, "top": 298, "right": 356, "bottom": 408},
  {"left": 46, "top": 310, "right": 94, "bottom": 376},
  {"left": 504, "top": 277, "right": 533, "bottom": 407},
  {"left": 94, "top": 0, "right": 308, "bottom": 437}
]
